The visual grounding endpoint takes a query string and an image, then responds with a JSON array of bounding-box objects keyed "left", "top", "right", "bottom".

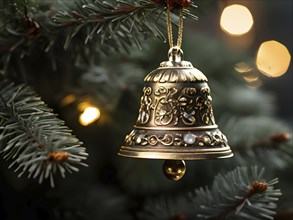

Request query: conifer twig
[
  {"left": 139, "top": 166, "right": 282, "bottom": 220},
  {"left": 192, "top": 166, "right": 282, "bottom": 220},
  {"left": 0, "top": 79, "right": 88, "bottom": 187}
]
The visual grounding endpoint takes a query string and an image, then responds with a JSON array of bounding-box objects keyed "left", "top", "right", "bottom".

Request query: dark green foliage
[
  {"left": 116, "top": 159, "right": 178, "bottom": 194},
  {"left": 0, "top": 80, "right": 88, "bottom": 187},
  {"left": 191, "top": 166, "right": 281, "bottom": 220},
  {"left": 52, "top": 0, "right": 198, "bottom": 50},
  {"left": 80, "top": 61, "right": 145, "bottom": 111},
  {"left": 139, "top": 166, "right": 281, "bottom": 220},
  {"left": 0, "top": 0, "right": 292, "bottom": 219},
  {"left": 0, "top": 0, "right": 198, "bottom": 75},
  {"left": 50, "top": 184, "right": 132, "bottom": 220},
  {"left": 139, "top": 195, "right": 191, "bottom": 220}
]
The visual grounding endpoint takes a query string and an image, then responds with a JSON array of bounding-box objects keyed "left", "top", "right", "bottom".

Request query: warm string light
[
  {"left": 78, "top": 102, "right": 101, "bottom": 126},
  {"left": 220, "top": 4, "right": 254, "bottom": 36},
  {"left": 79, "top": 106, "right": 101, "bottom": 126},
  {"left": 60, "top": 96, "right": 101, "bottom": 126},
  {"left": 256, "top": 40, "right": 291, "bottom": 77},
  {"left": 234, "top": 40, "right": 291, "bottom": 89},
  {"left": 221, "top": 5, "right": 291, "bottom": 78}
]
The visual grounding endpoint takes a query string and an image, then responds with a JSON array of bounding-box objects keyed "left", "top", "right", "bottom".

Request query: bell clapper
[{"left": 162, "top": 160, "right": 186, "bottom": 181}]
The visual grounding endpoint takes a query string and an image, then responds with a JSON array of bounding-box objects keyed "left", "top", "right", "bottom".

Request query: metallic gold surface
[
  {"left": 118, "top": 48, "right": 233, "bottom": 179},
  {"left": 133, "top": 125, "right": 218, "bottom": 130},
  {"left": 163, "top": 160, "right": 186, "bottom": 181}
]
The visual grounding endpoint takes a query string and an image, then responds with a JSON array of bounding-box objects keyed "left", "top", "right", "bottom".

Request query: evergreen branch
[
  {"left": 191, "top": 166, "right": 282, "bottom": 220},
  {"left": 211, "top": 182, "right": 271, "bottom": 219},
  {"left": 139, "top": 195, "right": 190, "bottom": 220},
  {"left": 0, "top": 0, "right": 199, "bottom": 76},
  {"left": 80, "top": 61, "right": 145, "bottom": 111},
  {"left": 217, "top": 115, "right": 293, "bottom": 168},
  {"left": 0, "top": 79, "right": 88, "bottom": 187},
  {"left": 235, "top": 133, "right": 291, "bottom": 151},
  {"left": 52, "top": 0, "right": 198, "bottom": 49},
  {"left": 0, "top": 0, "right": 197, "bottom": 69},
  {"left": 138, "top": 166, "right": 281, "bottom": 220},
  {"left": 212, "top": 86, "right": 276, "bottom": 117},
  {"left": 235, "top": 132, "right": 292, "bottom": 168}
]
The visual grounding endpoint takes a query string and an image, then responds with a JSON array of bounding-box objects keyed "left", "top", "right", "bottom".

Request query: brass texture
[
  {"left": 163, "top": 160, "right": 186, "bottom": 181},
  {"left": 118, "top": 48, "right": 233, "bottom": 160}
]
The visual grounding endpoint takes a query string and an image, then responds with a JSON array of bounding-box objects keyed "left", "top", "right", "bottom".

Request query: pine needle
[{"left": 0, "top": 79, "right": 88, "bottom": 187}]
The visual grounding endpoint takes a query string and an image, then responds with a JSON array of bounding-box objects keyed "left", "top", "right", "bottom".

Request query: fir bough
[
  {"left": 0, "top": 79, "right": 88, "bottom": 187},
  {"left": 0, "top": 0, "right": 199, "bottom": 75},
  {"left": 191, "top": 166, "right": 281, "bottom": 220},
  {"left": 139, "top": 166, "right": 281, "bottom": 220},
  {"left": 52, "top": 0, "right": 198, "bottom": 50}
]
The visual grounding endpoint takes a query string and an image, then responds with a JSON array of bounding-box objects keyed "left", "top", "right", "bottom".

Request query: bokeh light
[
  {"left": 220, "top": 4, "right": 254, "bottom": 36},
  {"left": 79, "top": 107, "right": 101, "bottom": 126},
  {"left": 243, "top": 75, "right": 259, "bottom": 83},
  {"left": 77, "top": 101, "right": 92, "bottom": 111},
  {"left": 256, "top": 40, "right": 291, "bottom": 77},
  {"left": 234, "top": 62, "right": 252, "bottom": 73},
  {"left": 247, "top": 79, "right": 262, "bottom": 90},
  {"left": 60, "top": 94, "right": 76, "bottom": 106}
]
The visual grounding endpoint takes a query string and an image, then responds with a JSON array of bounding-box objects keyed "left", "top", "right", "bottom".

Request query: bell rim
[
  {"left": 133, "top": 125, "right": 218, "bottom": 130},
  {"left": 118, "top": 145, "right": 233, "bottom": 160}
]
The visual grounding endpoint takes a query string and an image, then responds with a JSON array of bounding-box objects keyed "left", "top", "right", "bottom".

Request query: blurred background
[
  {"left": 193, "top": 0, "right": 292, "bottom": 122},
  {"left": 0, "top": 0, "right": 292, "bottom": 220}
]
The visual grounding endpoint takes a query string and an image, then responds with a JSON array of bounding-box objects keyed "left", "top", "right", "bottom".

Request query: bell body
[{"left": 119, "top": 50, "right": 233, "bottom": 160}]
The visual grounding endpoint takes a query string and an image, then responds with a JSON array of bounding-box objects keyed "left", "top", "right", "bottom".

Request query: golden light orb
[
  {"left": 256, "top": 40, "right": 291, "bottom": 77},
  {"left": 79, "top": 107, "right": 101, "bottom": 126},
  {"left": 220, "top": 4, "right": 254, "bottom": 36}
]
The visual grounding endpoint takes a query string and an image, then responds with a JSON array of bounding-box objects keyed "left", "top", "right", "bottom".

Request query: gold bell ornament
[{"left": 118, "top": 1, "right": 233, "bottom": 181}]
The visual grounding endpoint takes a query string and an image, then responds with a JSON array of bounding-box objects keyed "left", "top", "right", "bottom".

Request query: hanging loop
[
  {"left": 166, "top": 0, "right": 184, "bottom": 49},
  {"left": 168, "top": 46, "right": 183, "bottom": 62}
]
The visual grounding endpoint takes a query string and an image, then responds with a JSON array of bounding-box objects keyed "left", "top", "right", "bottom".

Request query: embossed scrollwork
[
  {"left": 154, "top": 86, "right": 167, "bottom": 95},
  {"left": 125, "top": 130, "right": 137, "bottom": 146},
  {"left": 196, "top": 87, "right": 215, "bottom": 125},
  {"left": 137, "top": 87, "right": 152, "bottom": 124},
  {"left": 185, "top": 87, "right": 197, "bottom": 95},
  {"left": 148, "top": 134, "right": 174, "bottom": 146},
  {"left": 136, "top": 85, "right": 216, "bottom": 126},
  {"left": 206, "top": 132, "right": 228, "bottom": 147},
  {"left": 125, "top": 130, "right": 228, "bottom": 148},
  {"left": 178, "top": 87, "right": 197, "bottom": 125},
  {"left": 154, "top": 87, "right": 178, "bottom": 126}
]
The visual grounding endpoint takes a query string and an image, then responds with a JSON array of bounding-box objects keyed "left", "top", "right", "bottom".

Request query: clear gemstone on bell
[
  {"left": 141, "top": 111, "right": 147, "bottom": 122},
  {"left": 183, "top": 133, "right": 196, "bottom": 144},
  {"left": 136, "top": 134, "right": 145, "bottom": 144},
  {"left": 184, "top": 112, "right": 193, "bottom": 120}
]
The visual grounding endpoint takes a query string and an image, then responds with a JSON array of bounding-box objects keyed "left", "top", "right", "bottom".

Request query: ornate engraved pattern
[
  {"left": 154, "top": 86, "right": 178, "bottom": 126},
  {"left": 196, "top": 88, "right": 215, "bottom": 125},
  {"left": 137, "top": 87, "right": 152, "bottom": 124},
  {"left": 136, "top": 85, "right": 215, "bottom": 126},
  {"left": 144, "top": 67, "right": 208, "bottom": 82},
  {"left": 125, "top": 130, "right": 228, "bottom": 148}
]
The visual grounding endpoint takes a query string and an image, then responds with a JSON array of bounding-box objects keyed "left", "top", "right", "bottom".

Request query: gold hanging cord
[{"left": 166, "top": 1, "right": 184, "bottom": 49}]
